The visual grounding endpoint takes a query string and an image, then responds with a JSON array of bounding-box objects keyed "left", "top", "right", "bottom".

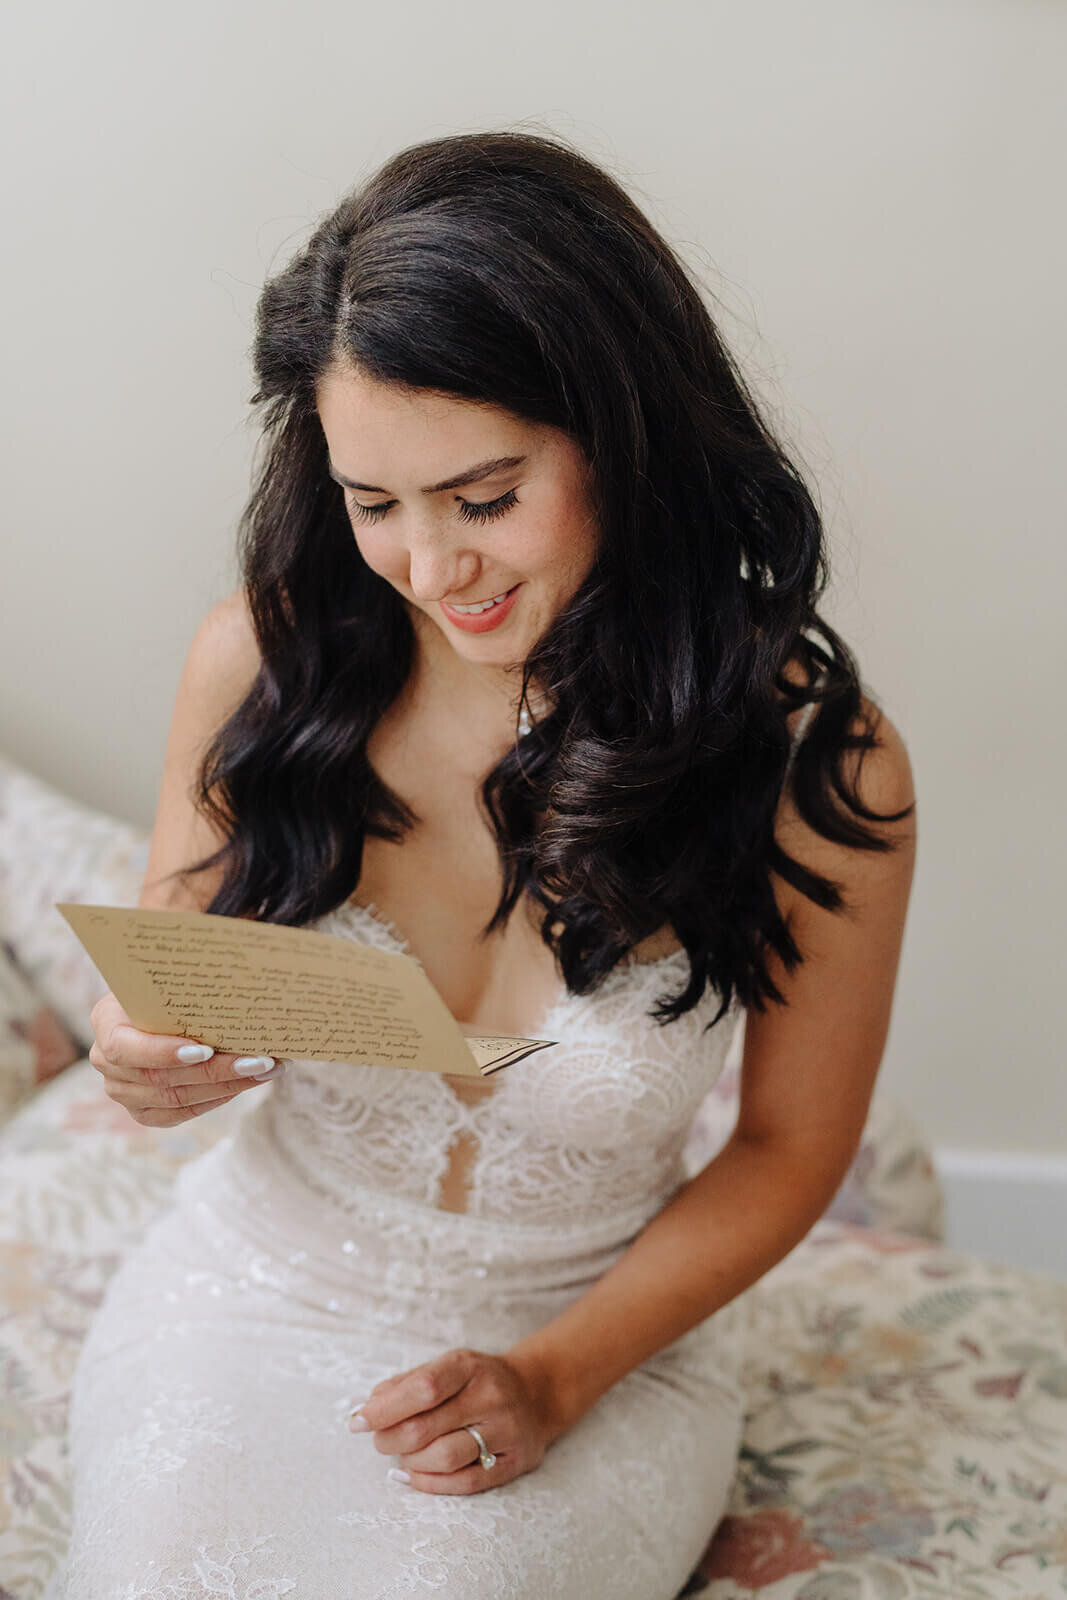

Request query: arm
[
  {"left": 139, "top": 587, "right": 261, "bottom": 914},
  {"left": 506, "top": 702, "right": 918, "bottom": 1437},
  {"left": 84, "top": 588, "right": 273, "bottom": 1130}
]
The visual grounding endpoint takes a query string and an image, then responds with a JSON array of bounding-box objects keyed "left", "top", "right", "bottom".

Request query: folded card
[{"left": 56, "top": 903, "right": 558, "bottom": 1078}]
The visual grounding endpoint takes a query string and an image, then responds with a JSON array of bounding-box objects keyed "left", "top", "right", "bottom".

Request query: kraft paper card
[{"left": 56, "top": 903, "right": 559, "bottom": 1079}]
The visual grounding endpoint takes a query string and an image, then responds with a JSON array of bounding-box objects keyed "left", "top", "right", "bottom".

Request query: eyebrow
[{"left": 327, "top": 454, "right": 528, "bottom": 496}]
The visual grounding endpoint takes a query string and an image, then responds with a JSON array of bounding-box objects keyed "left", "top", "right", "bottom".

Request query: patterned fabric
[
  {"left": 2, "top": 1064, "right": 1065, "bottom": 1599},
  {"left": 0, "top": 941, "right": 81, "bottom": 1125},
  {"left": 0, "top": 1061, "right": 270, "bottom": 1597},
  {"left": 0, "top": 756, "right": 148, "bottom": 1048},
  {"left": 267, "top": 898, "right": 743, "bottom": 1228},
  {"left": 2, "top": 749, "right": 1012, "bottom": 1600},
  {"left": 43, "top": 879, "right": 752, "bottom": 1598},
  {"left": 696, "top": 1225, "right": 1067, "bottom": 1599},
  {"left": 0, "top": 755, "right": 947, "bottom": 1240}
]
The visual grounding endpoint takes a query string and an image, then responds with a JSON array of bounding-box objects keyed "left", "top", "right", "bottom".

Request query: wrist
[{"left": 504, "top": 1339, "right": 590, "bottom": 1441}]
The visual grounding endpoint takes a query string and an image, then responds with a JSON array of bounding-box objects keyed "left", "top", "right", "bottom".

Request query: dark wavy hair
[{"left": 182, "top": 127, "right": 913, "bottom": 1032}]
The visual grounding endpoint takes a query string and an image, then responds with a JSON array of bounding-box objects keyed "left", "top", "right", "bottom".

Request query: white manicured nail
[
  {"left": 252, "top": 1062, "right": 287, "bottom": 1082},
  {"left": 233, "top": 1056, "right": 276, "bottom": 1077},
  {"left": 387, "top": 1467, "right": 411, "bottom": 1484},
  {"left": 176, "top": 1044, "right": 214, "bottom": 1064}
]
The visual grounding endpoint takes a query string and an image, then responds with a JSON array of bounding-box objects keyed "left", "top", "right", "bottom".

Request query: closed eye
[{"left": 347, "top": 489, "right": 519, "bottom": 526}]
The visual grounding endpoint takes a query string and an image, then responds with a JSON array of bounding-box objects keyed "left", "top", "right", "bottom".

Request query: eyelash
[{"left": 347, "top": 489, "right": 519, "bottom": 526}]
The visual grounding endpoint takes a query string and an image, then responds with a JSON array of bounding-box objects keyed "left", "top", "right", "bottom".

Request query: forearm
[{"left": 506, "top": 1131, "right": 849, "bottom": 1436}]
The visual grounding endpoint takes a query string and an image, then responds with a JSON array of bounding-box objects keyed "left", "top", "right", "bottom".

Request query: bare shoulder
[
  {"left": 778, "top": 650, "right": 915, "bottom": 810},
  {"left": 773, "top": 663, "right": 917, "bottom": 924},
  {"left": 187, "top": 586, "right": 261, "bottom": 702},
  {"left": 138, "top": 588, "right": 262, "bottom": 913},
  {"left": 737, "top": 681, "right": 918, "bottom": 1165}
]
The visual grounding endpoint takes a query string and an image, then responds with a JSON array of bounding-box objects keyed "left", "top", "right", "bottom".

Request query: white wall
[{"left": 2, "top": 0, "right": 1063, "bottom": 1163}]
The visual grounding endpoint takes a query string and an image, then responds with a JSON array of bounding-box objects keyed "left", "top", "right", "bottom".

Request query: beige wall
[{"left": 2, "top": 1, "right": 1063, "bottom": 1154}]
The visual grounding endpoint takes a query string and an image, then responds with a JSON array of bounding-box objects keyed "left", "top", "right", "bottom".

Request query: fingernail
[
  {"left": 348, "top": 1413, "right": 370, "bottom": 1433},
  {"left": 176, "top": 1043, "right": 214, "bottom": 1064},
  {"left": 251, "top": 1062, "right": 288, "bottom": 1082},
  {"left": 387, "top": 1467, "right": 411, "bottom": 1484},
  {"left": 233, "top": 1056, "right": 275, "bottom": 1077}
]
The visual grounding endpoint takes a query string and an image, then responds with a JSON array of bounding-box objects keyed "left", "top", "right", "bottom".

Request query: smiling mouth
[{"left": 442, "top": 584, "right": 519, "bottom": 613}]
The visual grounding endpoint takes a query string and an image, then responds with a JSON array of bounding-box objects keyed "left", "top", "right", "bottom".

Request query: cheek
[
  {"left": 533, "top": 487, "right": 597, "bottom": 570},
  {"left": 350, "top": 525, "right": 401, "bottom": 580},
  {"left": 516, "top": 511, "right": 578, "bottom": 577},
  {"left": 541, "top": 520, "right": 595, "bottom": 582}
]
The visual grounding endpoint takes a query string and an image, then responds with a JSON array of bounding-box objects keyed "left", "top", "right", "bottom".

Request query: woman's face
[{"left": 316, "top": 363, "right": 599, "bottom": 676}]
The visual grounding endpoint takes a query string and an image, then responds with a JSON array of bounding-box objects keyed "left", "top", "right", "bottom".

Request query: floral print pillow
[
  {"left": 0, "top": 940, "right": 82, "bottom": 1124},
  {"left": 0, "top": 756, "right": 148, "bottom": 1050}
]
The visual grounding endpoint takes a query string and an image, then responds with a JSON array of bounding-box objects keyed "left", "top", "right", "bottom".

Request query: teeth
[{"left": 450, "top": 590, "right": 512, "bottom": 614}]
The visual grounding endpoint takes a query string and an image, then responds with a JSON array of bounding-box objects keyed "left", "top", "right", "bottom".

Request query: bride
[{"left": 50, "top": 128, "right": 915, "bottom": 1598}]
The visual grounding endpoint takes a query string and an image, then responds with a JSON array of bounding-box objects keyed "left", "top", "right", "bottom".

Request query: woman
[{"left": 50, "top": 129, "right": 916, "bottom": 1598}]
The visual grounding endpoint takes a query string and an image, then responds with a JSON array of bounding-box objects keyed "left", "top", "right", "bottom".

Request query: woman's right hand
[{"left": 88, "top": 991, "right": 286, "bottom": 1126}]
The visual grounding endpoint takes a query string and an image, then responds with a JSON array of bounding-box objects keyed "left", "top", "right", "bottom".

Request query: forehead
[{"left": 316, "top": 365, "right": 533, "bottom": 466}]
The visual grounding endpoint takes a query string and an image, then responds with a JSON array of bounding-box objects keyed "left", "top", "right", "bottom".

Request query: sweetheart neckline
[
  {"left": 324, "top": 895, "right": 691, "bottom": 1054},
  {"left": 317, "top": 899, "right": 711, "bottom": 1140}
]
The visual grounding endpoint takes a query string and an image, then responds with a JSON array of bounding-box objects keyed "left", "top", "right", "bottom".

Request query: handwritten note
[{"left": 56, "top": 904, "right": 558, "bottom": 1078}]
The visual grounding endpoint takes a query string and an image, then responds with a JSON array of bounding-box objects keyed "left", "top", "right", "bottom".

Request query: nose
[{"left": 405, "top": 526, "right": 478, "bottom": 604}]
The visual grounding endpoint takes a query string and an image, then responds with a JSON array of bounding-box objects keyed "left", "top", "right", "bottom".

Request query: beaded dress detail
[
  {"left": 265, "top": 899, "right": 739, "bottom": 1231},
  {"left": 45, "top": 897, "right": 750, "bottom": 1600},
  {"left": 44, "top": 679, "right": 824, "bottom": 1598},
  {"left": 40, "top": 649, "right": 855, "bottom": 1600}
]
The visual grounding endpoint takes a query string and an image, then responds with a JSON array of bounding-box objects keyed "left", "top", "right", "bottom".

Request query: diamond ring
[{"left": 463, "top": 1424, "right": 496, "bottom": 1470}]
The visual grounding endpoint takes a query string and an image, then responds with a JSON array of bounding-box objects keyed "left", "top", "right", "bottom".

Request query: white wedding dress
[{"left": 39, "top": 699, "right": 846, "bottom": 1600}]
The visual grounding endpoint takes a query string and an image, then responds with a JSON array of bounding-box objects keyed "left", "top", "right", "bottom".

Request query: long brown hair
[{"left": 181, "top": 128, "right": 912, "bottom": 1031}]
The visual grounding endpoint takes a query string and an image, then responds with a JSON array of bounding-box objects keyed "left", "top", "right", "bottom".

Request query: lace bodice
[
  {"left": 50, "top": 688, "right": 826, "bottom": 1600},
  {"left": 252, "top": 899, "right": 743, "bottom": 1233}
]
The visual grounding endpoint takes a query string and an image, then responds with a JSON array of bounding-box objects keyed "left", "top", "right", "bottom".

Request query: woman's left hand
[{"left": 348, "top": 1346, "right": 563, "bottom": 1494}]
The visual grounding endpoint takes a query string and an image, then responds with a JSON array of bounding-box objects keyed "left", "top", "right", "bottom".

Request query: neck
[{"left": 409, "top": 605, "right": 538, "bottom": 727}]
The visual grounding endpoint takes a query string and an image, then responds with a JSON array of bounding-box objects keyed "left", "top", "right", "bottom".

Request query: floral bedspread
[{"left": 2, "top": 755, "right": 1065, "bottom": 1598}]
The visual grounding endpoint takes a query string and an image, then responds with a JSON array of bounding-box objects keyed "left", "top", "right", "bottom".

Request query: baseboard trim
[{"left": 933, "top": 1146, "right": 1067, "bottom": 1281}]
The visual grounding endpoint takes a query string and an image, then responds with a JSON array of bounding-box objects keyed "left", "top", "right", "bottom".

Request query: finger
[
  {"left": 94, "top": 1025, "right": 275, "bottom": 1088},
  {"left": 390, "top": 1458, "right": 506, "bottom": 1496},
  {"left": 132, "top": 1094, "right": 238, "bottom": 1127},
  {"left": 115, "top": 1056, "right": 285, "bottom": 1091},
  {"left": 355, "top": 1350, "right": 475, "bottom": 1440},
  {"left": 162, "top": 1076, "right": 279, "bottom": 1108},
  {"left": 89, "top": 1004, "right": 251, "bottom": 1081},
  {"left": 93, "top": 1020, "right": 217, "bottom": 1076},
  {"left": 364, "top": 1382, "right": 494, "bottom": 1459},
  {"left": 396, "top": 1424, "right": 492, "bottom": 1476},
  {"left": 108, "top": 1074, "right": 277, "bottom": 1115}
]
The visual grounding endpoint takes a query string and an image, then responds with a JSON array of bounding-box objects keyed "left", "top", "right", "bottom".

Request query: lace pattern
[
  {"left": 50, "top": 899, "right": 746, "bottom": 1599},
  {"left": 259, "top": 899, "right": 741, "bottom": 1229}
]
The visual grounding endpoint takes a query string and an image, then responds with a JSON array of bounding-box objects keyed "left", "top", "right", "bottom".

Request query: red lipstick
[{"left": 439, "top": 584, "right": 521, "bottom": 634}]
